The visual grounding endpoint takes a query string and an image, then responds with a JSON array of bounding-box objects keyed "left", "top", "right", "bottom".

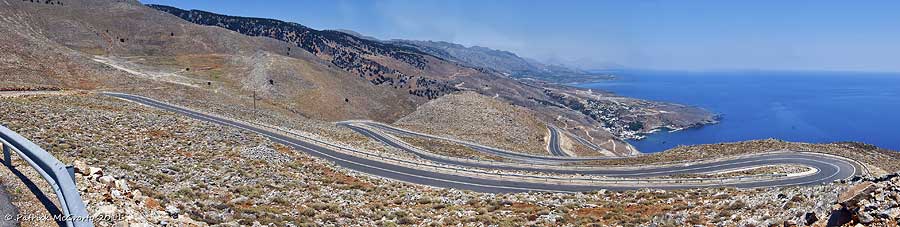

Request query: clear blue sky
[{"left": 142, "top": 0, "right": 900, "bottom": 72}]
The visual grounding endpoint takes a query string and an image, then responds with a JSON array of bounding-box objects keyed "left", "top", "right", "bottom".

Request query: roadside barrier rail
[{"left": 0, "top": 125, "right": 93, "bottom": 227}]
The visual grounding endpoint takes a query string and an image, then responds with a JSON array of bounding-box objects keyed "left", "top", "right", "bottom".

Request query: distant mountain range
[
  {"left": 150, "top": 4, "right": 613, "bottom": 85},
  {"left": 387, "top": 40, "right": 615, "bottom": 84},
  {"left": 320, "top": 27, "right": 615, "bottom": 84}
]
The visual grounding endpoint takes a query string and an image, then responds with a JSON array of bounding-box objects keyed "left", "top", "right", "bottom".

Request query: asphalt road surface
[
  {"left": 106, "top": 93, "right": 861, "bottom": 193},
  {"left": 342, "top": 123, "right": 859, "bottom": 178},
  {"left": 358, "top": 122, "right": 607, "bottom": 163},
  {"left": 547, "top": 127, "right": 568, "bottom": 156}
]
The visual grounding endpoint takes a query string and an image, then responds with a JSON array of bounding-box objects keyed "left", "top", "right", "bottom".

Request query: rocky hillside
[
  {"left": 148, "top": 4, "right": 463, "bottom": 100},
  {"left": 142, "top": 4, "right": 629, "bottom": 154},
  {"left": 833, "top": 174, "right": 900, "bottom": 226},
  {"left": 0, "top": 0, "right": 420, "bottom": 122},
  {"left": 2, "top": 93, "right": 898, "bottom": 226},
  {"left": 395, "top": 92, "right": 550, "bottom": 155},
  {"left": 147, "top": 4, "right": 725, "bottom": 154},
  {"left": 0, "top": 0, "right": 718, "bottom": 155},
  {"left": 0, "top": 0, "right": 135, "bottom": 90}
]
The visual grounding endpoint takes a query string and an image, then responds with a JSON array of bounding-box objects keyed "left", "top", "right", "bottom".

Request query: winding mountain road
[
  {"left": 547, "top": 127, "right": 569, "bottom": 157},
  {"left": 106, "top": 93, "right": 862, "bottom": 193},
  {"left": 354, "top": 122, "right": 610, "bottom": 163},
  {"left": 341, "top": 123, "right": 859, "bottom": 178}
]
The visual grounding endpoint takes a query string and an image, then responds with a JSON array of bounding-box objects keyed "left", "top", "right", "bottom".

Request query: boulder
[
  {"left": 98, "top": 175, "right": 115, "bottom": 186},
  {"left": 858, "top": 212, "right": 874, "bottom": 224},
  {"left": 114, "top": 179, "right": 129, "bottom": 191},
  {"left": 73, "top": 160, "right": 88, "bottom": 174},
  {"left": 131, "top": 189, "right": 143, "bottom": 200},
  {"left": 166, "top": 205, "right": 180, "bottom": 218},
  {"left": 218, "top": 222, "right": 241, "bottom": 227},
  {"left": 803, "top": 212, "right": 819, "bottom": 225},
  {"left": 88, "top": 167, "right": 103, "bottom": 176},
  {"left": 838, "top": 182, "right": 876, "bottom": 209},
  {"left": 826, "top": 208, "right": 852, "bottom": 226},
  {"left": 879, "top": 208, "right": 899, "bottom": 219},
  {"left": 94, "top": 204, "right": 117, "bottom": 217},
  {"left": 783, "top": 220, "right": 797, "bottom": 226}
]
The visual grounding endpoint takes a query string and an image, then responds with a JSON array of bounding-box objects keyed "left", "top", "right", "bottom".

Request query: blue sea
[{"left": 577, "top": 70, "right": 900, "bottom": 153}]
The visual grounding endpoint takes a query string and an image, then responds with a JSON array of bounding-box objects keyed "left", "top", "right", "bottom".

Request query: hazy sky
[{"left": 142, "top": 0, "right": 900, "bottom": 72}]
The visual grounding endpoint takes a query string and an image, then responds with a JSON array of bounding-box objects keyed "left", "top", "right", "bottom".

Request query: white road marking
[{"left": 107, "top": 93, "right": 858, "bottom": 192}]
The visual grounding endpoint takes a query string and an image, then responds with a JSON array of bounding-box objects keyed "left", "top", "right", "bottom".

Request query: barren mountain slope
[
  {"left": 2, "top": 0, "right": 715, "bottom": 155},
  {"left": 149, "top": 4, "right": 465, "bottom": 100},
  {"left": 395, "top": 92, "right": 550, "bottom": 155},
  {"left": 149, "top": 4, "right": 715, "bottom": 155},
  {"left": 0, "top": 0, "right": 136, "bottom": 90},
  {"left": 0, "top": 0, "right": 419, "bottom": 122}
]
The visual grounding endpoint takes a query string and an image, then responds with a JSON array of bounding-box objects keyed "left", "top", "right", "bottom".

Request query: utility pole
[{"left": 252, "top": 90, "right": 257, "bottom": 113}]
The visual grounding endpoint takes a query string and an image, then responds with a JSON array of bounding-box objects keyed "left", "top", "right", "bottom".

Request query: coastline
[
  {"left": 579, "top": 70, "right": 900, "bottom": 153},
  {"left": 629, "top": 115, "right": 723, "bottom": 141}
]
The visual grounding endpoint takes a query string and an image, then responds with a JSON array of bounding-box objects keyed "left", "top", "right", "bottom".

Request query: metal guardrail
[{"left": 0, "top": 125, "right": 93, "bottom": 227}]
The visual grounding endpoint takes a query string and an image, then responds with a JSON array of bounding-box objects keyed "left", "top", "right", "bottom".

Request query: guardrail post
[
  {"left": 1, "top": 124, "right": 94, "bottom": 227},
  {"left": 67, "top": 165, "right": 76, "bottom": 185},
  {"left": 2, "top": 143, "right": 9, "bottom": 166}
]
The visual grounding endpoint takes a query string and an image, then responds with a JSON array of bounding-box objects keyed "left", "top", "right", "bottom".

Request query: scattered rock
[
  {"left": 240, "top": 145, "right": 292, "bottom": 164},
  {"left": 7, "top": 93, "right": 900, "bottom": 226},
  {"left": 228, "top": 196, "right": 248, "bottom": 205}
]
